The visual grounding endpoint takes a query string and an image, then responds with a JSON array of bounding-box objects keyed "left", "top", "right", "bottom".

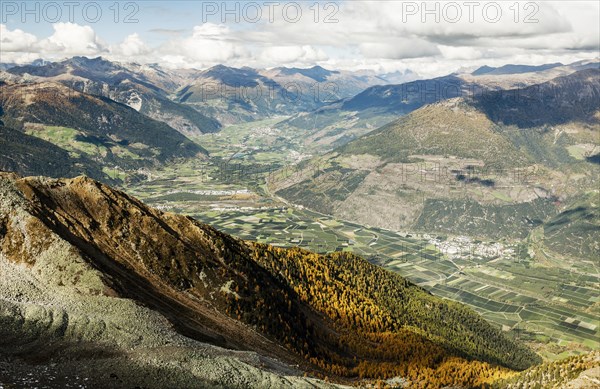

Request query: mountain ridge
[
  {"left": 6, "top": 56, "right": 222, "bottom": 136},
  {"left": 278, "top": 59, "right": 600, "bottom": 152},
  {"left": 0, "top": 171, "right": 541, "bottom": 388},
  {"left": 472, "top": 63, "right": 564, "bottom": 76}
]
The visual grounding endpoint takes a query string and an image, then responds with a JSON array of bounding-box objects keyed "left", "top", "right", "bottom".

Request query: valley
[{"left": 116, "top": 115, "right": 599, "bottom": 364}]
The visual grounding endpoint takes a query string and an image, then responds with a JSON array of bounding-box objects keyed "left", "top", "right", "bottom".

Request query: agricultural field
[
  {"left": 191, "top": 117, "right": 312, "bottom": 166},
  {"left": 122, "top": 118, "right": 599, "bottom": 363}
]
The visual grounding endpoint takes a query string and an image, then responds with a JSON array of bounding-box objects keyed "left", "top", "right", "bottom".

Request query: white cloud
[
  {"left": 438, "top": 46, "right": 484, "bottom": 61},
  {"left": 0, "top": 1, "right": 597, "bottom": 74},
  {"left": 191, "top": 23, "right": 229, "bottom": 37},
  {"left": 114, "top": 33, "right": 150, "bottom": 57},
  {"left": 158, "top": 23, "right": 248, "bottom": 66},
  {"left": 360, "top": 39, "right": 441, "bottom": 59},
  {"left": 260, "top": 45, "right": 328, "bottom": 64},
  {"left": 39, "top": 22, "right": 105, "bottom": 56},
  {"left": 0, "top": 24, "right": 38, "bottom": 52}
]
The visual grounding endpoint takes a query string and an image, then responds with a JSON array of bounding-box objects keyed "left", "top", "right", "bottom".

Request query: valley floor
[{"left": 121, "top": 119, "right": 599, "bottom": 363}]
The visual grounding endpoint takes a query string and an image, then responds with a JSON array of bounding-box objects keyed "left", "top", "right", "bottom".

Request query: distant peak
[
  {"left": 276, "top": 65, "right": 338, "bottom": 82},
  {"left": 64, "top": 56, "right": 121, "bottom": 69},
  {"left": 472, "top": 62, "right": 563, "bottom": 76},
  {"left": 206, "top": 64, "right": 236, "bottom": 72},
  {"left": 471, "top": 65, "right": 495, "bottom": 76},
  {"left": 69, "top": 56, "right": 104, "bottom": 63}
]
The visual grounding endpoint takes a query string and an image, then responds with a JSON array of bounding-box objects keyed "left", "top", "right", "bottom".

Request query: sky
[{"left": 1, "top": 1, "right": 599, "bottom": 77}]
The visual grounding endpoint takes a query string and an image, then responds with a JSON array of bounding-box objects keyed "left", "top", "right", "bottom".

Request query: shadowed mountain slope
[{"left": 0, "top": 82, "right": 206, "bottom": 174}]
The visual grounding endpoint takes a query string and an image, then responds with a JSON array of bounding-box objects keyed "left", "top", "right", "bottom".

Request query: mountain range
[
  {"left": 279, "top": 59, "right": 600, "bottom": 152},
  {"left": 2, "top": 58, "right": 401, "bottom": 128},
  {"left": 174, "top": 64, "right": 399, "bottom": 125},
  {"left": 4, "top": 56, "right": 221, "bottom": 136},
  {"left": 471, "top": 63, "right": 565, "bottom": 76}
]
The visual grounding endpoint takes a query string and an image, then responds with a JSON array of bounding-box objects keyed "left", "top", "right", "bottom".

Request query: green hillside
[
  {"left": 339, "top": 100, "right": 530, "bottom": 168},
  {"left": 542, "top": 192, "right": 600, "bottom": 259},
  {"left": 0, "top": 125, "right": 112, "bottom": 182},
  {"left": 0, "top": 82, "right": 206, "bottom": 174}
]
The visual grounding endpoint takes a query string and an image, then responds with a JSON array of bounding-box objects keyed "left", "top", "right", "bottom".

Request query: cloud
[
  {"left": 438, "top": 46, "right": 484, "bottom": 61},
  {"left": 1, "top": 22, "right": 106, "bottom": 62},
  {"left": 260, "top": 45, "right": 328, "bottom": 64},
  {"left": 0, "top": 1, "right": 598, "bottom": 74},
  {"left": 375, "top": 1, "right": 573, "bottom": 43},
  {"left": 149, "top": 28, "right": 186, "bottom": 36},
  {"left": 157, "top": 23, "right": 249, "bottom": 66},
  {"left": 113, "top": 33, "right": 150, "bottom": 57},
  {"left": 39, "top": 22, "right": 105, "bottom": 56},
  {"left": 0, "top": 24, "right": 37, "bottom": 52},
  {"left": 360, "top": 39, "right": 441, "bottom": 60},
  {"left": 191, "top": 23, "right": 229, "bottom": 37}
]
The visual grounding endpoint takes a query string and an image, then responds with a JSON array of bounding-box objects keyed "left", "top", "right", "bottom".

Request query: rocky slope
[
  {"left": 0, "top": 172, "right": 541, "bottom": 388},
  {"left": 0, "top": 172, "right": 343, "bottom": 388}
]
